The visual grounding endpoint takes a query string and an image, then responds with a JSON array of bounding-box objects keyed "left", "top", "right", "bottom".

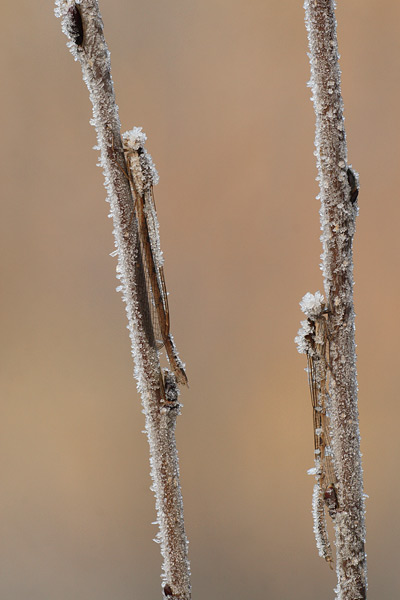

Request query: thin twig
[
  {"left": 300, "top": 1, "right": 367, "bottom": 598},
  {"left": 55, "top": 3, "right": 191, "bottom": 599}
]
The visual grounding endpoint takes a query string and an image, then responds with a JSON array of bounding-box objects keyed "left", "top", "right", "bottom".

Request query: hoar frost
[
  {"left": 300, "top": 291, "right": 325, "bottom": 319},
  {"left": 295, "top": 291, "right": 325, "bottom": 355}
]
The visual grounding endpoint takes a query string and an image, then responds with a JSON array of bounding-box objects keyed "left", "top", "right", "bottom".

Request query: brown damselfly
[
  {"left": 121, "top": 128, "right": 187, "bottom": 387},
  {"left": 296, "top": 293, "right": 338, "bottom": 566}
]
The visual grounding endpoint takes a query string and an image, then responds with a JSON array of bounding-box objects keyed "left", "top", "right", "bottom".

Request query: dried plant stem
[
  {"left": 304, "top": 1, "right": 367, "bottom": 598},
  {"left": 55, "top": 2, "right": 191, "bottom": 599}
]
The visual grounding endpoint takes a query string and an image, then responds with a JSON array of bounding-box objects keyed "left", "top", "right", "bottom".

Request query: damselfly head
[
  {"left": 122, "top": 127, "right": 147, "bottom": 153},
  {"left": 122, "top": 127, "right": 159, "bottom": 190}
]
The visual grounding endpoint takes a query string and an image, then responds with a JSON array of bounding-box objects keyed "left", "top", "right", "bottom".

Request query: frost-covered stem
[
  {"left": 304, "top": 1, "right": 367, "bottom": 598},
  {"left": 55, "top": 3, "right": 191, "bottom": 599}
]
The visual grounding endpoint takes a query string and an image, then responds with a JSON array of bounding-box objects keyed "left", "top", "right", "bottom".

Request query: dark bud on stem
[
  {"left": 66, "top": 4, "right": 84, "bottom": 47},
  {"left": 163, "top": 584, "right": 173, "bottom": 597},
  {"left": 347, "top": 167, "right": 359, "bottom": 204}
]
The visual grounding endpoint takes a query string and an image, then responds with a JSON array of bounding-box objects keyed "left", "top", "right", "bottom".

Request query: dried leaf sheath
[{"left": 122, "top": 128, "right": 188, "bottom": 386}]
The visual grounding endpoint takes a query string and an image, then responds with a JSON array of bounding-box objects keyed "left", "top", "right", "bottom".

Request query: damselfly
[
  {"left": 122, "top": 128, "right": 188, "bottom": 387},
  {"left": 296, "top": 293, "right": 338, "bottom": 566}
]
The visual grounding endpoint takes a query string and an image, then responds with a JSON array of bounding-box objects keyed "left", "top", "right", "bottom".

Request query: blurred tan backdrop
[{"left": 1, "top": 1, "right": 399, "bottom": 598}]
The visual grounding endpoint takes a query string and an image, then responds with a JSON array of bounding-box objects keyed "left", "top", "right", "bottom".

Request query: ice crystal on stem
[{"left": 299, "top": 291, "right": 325, "bottom": 319}]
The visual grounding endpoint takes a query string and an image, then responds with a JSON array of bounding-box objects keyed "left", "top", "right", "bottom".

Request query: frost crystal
[
  {"left": 299, "top": 291, "right": 325, "bottom": 318},
  {"left": 295, "top": 319, "right": 312, "bottom": 355},
  {"left": 295, "top": 291, "right": 325, "bottom": 355},
  {"left": 123, "top": 126, "right": 147, "bottom": 151}
]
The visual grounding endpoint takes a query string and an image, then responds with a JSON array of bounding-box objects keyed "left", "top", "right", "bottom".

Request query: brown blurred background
[{"left": 1, "top": 1, "right": 399, "bottom": 598}]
